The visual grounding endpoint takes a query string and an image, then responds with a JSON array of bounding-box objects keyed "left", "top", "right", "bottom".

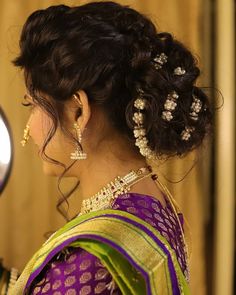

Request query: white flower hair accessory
[
  {"left": 189, "top": 95, "right": 202, "bottom": 121},
  {"left": 174, "top": 67, "right": 186, "bottom": 75},
  {"left": 181, "top": 126, "right": 195, "bottom": 141},
  {"left": 132, "top": 53, "right": 200, "bottom": 153},
  {"left": 180, "top": 95, "right": 203, "bottom": 141},
  {"left": 132, "top": 89, "right": 157, "bottom": 160},
  {"left": 152, "top": 52, "right": 168, "bottom": 70},
  {"left": 161, "top": 91, "right": 179, "bottom": 121}
]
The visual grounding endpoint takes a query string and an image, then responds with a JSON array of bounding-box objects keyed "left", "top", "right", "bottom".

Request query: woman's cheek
[{"left": 30, "top": 109, "right": 52, "bottom": 148}]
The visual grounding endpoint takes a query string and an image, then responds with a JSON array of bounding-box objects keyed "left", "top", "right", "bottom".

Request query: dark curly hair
[{"left": 13, "top": 1, "right": 213, "bottom": 218}]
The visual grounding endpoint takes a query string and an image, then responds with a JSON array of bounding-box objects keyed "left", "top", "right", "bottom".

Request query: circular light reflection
[{"left": 0, "top": 118, "right": 11, "bottom": 165}]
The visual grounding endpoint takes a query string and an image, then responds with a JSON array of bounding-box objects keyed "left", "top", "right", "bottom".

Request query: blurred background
[{"left": 0, "top": 0, "right": 235, "bottom": 294}]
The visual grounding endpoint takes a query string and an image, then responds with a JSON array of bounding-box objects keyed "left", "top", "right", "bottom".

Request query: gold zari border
[{"left": 10, "top": 210, "right": 189, "bottom": 294}]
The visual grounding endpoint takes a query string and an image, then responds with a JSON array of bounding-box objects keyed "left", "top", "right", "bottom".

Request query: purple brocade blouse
[{"left": 30, "top": 193, "right": 187, "bottom": 295}]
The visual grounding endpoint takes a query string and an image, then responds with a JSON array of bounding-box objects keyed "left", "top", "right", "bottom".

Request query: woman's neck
[
  {"left": 69, "top": 132, "right": 165, "bottom": 209},
  {"left": 77, "top": 150, "right": 148, "bottom": 202}
]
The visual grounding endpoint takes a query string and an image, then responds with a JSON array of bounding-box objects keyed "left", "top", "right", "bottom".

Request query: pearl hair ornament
[
  {"left": 131, "top": 53, "right": 197, "bottom": 160},
  {"left": 132, "top": 89, "right": 157, "bottom": 160},
  {"left": 180, "top": 94, "right": 203, "bottom": 141},
  {"left": 174, "top": 67, "right": 186, "bottom": 75},
  {"left": 161, "top": 91, "right": 179, "bottom": 121},
  {"left": 189, "top": 95, "right": 202, "bottom": 121},
  {"left": 152, "top": 52, "right": 168, "bottom": 70},
  {"left": 181, "top": 126, "right": 195, "bottom": 141}
]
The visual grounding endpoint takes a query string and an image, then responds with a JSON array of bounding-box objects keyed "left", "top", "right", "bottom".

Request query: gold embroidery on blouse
[
  {"left": 51, "top": 262, "right": 57, "bottom": 268},
  {"left": 126, "top": 207, "right": 138, "bottom": 214},
  {"left": 52, "top": 291, "right": 62, "bottom": 295},
  {"left": 79, "top": 285, "right": 91, "bottom": 295},
  {"left": 169, "top": 228, "right": 175, "bottom": 237},
  {"left": 178, "top": 257, "right": 183, "bottom": 268},
  {"left": 53, "top": 268, "right": 62, "bottom": 276},
  {"left": 153, "top": 212, "right": 162, "bottom": 221},
  {"left": 121, "top": 199, "right": 133, "bottom": 206},
  {"left": 151, "top": 202, "right": 161, "bottom": 212},
  {"left": 141, "top": 208, "right": 153, "bottom": 217},
  {"left": 65, "top": 289, "right": 77, "bottom": 295},
  {"left": 65, "top": 275, "right": 76, "bottom": 287},
  {"left": 95, "top": 268, "right": 109, "bottom": 280},
  {"left": 32, "top": 286, "right": 41, "bottom": 294},
  {"left": 171, "top": 238, "right": 177, "bottom": 248},
  {"left": 161, "top": 208, "right": 168, "bottom": 218},
  {"left": 36, "top": 277, "right": 46, "bottom": 286},
  {"left": 79, "top": 271, "right": 92, "bottom": 284},
  {"left": 137, "top": 199, "right": 149, "bottom": 208},
  {"left": 64, "top": 263, "right": 77, "bottom": 275},
  {"left": 66, "top": 254, "right": 77, "bottom": 264},
  {"left": 41, "top": 282, "right": 51, "bottom": 293},
  {"left": 169, "top": 214, "right": 177, "bottom": 225},
  {"left": 157, "top": 222, "right": 168, "bottom": 231},
  {"left": 170, "top": 211, "right": 179, "bottom": 222},
  {"left": 95, "top": 282, "right": 107, "bottom": 294},
  {"left": 144, "top": 218, "right": 156, "bottom": 226},
  {"left": 79, "top": 259, "right": 91, "bottom": 271},
  {"left": 52, "top": 279, "right": 62, "bottom": 290},
  {"left": 165, "top": 219, "right": 173, "bottom": 229}
]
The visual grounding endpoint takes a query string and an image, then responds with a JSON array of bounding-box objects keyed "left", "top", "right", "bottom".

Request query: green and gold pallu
[{"left": 9, "top": 209, "right": 190, "bottom": 295}]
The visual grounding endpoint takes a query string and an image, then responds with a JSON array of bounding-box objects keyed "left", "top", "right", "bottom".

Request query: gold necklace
[
  {"left": 80, "top": 165, "right": 153, "bottom": 214},
  {"left": 79, "top": 165, "right": 190, "bottom": 282}
]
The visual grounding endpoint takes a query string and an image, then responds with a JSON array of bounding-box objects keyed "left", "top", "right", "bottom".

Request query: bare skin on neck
[
  {"left": 65, "top": 91, "right": 167, "bottom": 208},
  {"left": 73, "top": 134, "right": 167, "bottom": 208}
]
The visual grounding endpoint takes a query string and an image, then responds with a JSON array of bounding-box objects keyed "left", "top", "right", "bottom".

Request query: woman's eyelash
[
  {"left": 21, "top": 101, "right": 35, "bottom": 110},
  {"left": 21, "top": 102, "right": 31, "bottom": 107}
]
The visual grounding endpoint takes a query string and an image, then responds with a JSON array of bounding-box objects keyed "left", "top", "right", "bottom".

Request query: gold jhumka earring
[
  {"left": 21, "top": 124, "right": 30, "bottom": 147},
  {"left": 70, "top": 122, "right": 87, "bottom": 160}
]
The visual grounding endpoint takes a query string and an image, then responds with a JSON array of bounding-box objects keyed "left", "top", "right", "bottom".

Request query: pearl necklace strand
[{"left": 80, "top": 166, "right": 153, "bottom": 214}]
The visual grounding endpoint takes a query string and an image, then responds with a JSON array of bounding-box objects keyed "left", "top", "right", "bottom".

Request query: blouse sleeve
[{"left": 29, "top": 246, "right": 122, "bottom": 295}]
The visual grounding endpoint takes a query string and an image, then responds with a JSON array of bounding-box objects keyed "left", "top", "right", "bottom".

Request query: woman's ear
[{"left": 73, "top": 90, "right": 91, "bottom": 132}]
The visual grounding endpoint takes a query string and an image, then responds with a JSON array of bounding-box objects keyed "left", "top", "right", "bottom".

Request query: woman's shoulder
[
  {"left": 29, "top": 192, "right": 188, "bottom": 294},
  {"left": 112, "top": 192, "right": 187, "bottom": 274},
  {"left": 112, "top": 192, "right": 184, "bottom": 229}
]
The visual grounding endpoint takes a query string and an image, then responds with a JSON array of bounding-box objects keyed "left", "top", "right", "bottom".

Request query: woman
[{"left": 1, "top": 1, "right": 212, "bottom": 294}]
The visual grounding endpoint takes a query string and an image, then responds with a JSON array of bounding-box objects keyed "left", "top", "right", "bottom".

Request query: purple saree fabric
[{"left": 30, "top": 193, "right": 187, "bottom": 294}]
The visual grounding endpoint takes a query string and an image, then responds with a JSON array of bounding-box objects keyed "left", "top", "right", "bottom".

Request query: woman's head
[{"left": 14, "top": 1, "right": 213, "bottom": 175}]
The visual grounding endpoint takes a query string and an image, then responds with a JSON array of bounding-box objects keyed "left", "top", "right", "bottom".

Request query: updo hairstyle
[{"left": 13, "top": 1, "right": 213, "bottom": 158}]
